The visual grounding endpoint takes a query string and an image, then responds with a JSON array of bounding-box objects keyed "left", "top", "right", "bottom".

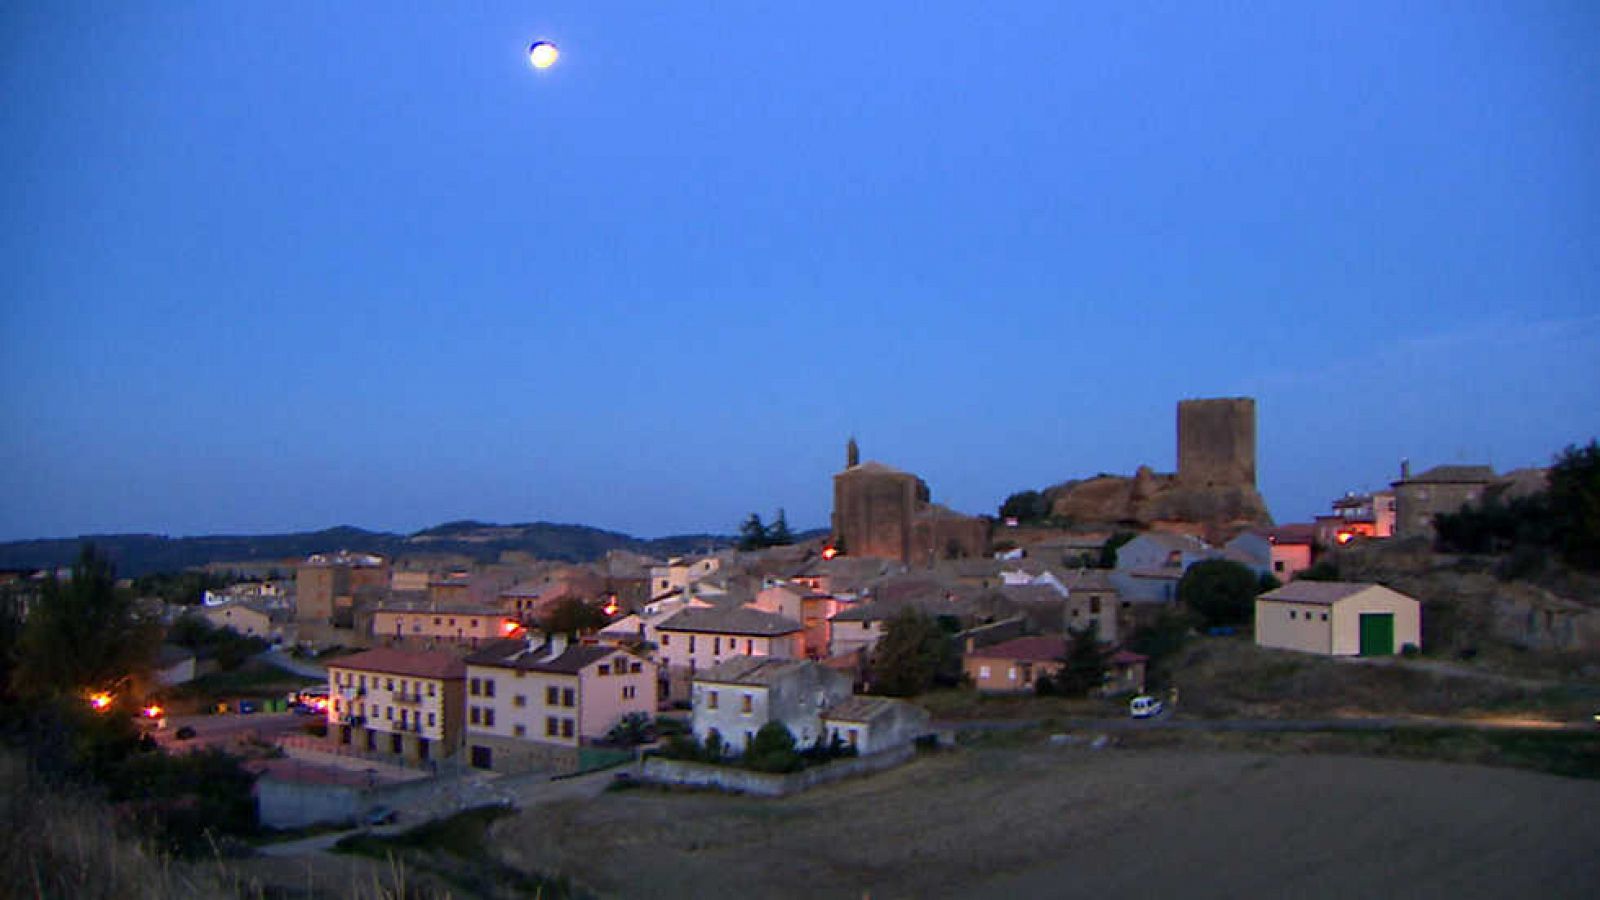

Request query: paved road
[{"left": 153, "top": 710, "right": 305, "bottom": 752}]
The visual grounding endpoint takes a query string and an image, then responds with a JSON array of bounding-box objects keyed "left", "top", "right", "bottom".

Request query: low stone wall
[{"left": 637, "top": 744, "right": 915, "bottom": 797}]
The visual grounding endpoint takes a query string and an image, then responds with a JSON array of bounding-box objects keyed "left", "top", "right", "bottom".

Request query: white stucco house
[{"left": 1255, "top": 581, "right": 1421, "bottom": 657}]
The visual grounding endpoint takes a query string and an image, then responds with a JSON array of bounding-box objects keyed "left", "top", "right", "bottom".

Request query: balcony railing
[{"left": 394, "top": 692, "right": 424, "bottom": 704}]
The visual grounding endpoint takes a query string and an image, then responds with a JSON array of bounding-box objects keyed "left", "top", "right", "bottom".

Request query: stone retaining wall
[{"left": 637, "top": 744, "right": 915, "bottom": 797}]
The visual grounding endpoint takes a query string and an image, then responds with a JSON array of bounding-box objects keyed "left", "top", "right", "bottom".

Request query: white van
[{"left": 1129, "top": 695, "right": 1165, "bottom": 719}]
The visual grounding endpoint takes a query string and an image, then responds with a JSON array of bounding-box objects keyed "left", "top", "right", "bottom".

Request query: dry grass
[{"left": 488, "top": 744, "right": 1600, "bottom": 899}]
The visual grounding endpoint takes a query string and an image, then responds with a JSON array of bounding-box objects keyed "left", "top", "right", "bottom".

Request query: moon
[{"left": 528, "top": 41, "right": 559, "bottom": 70}]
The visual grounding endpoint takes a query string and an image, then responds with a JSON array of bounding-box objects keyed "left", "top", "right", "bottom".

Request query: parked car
[
  {"left": 174, "top": 725, "right": 197, "bottom": 740},
  {"left": 1129, "top": 695, "right": 1165, "bottom": 719}
]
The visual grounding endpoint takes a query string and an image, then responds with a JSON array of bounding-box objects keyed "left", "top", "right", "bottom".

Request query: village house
[
  {"left": 153, "top": 643, "right": 196, "bottom": 686},
  {"left": 1255, "top": 581, "right": 1421, "bottom": 657},
  {"left": 370, "top": 603, "right": 517, "bottom": 649},
  {"left": 1255, "top": 524, "right": 1317, "bottom": 581},
  {"left": 462, "top": 635, "right": 658, "bottom": 773},
  {"left": 751, "top": 581, "right": 845, "bottom": 660},
  {"left": 654, "top": 606, "right": 803, "bottom": 699},
  {"left": 827, "top": 601, "right": 895, "bottom": 658},
  {"left": 649, "top": 555, "right": 722, "bottom": 599},
  {"left": 691, "top": 656, "right": 853, "bottom": 752},
  {"left": 963, "top": 635, "right": 1067, "bottom": 693},
  {"left": 326, "top": 647, "right": 466, "bottom": 767},
  {"left": 195, "top": 599, "right": 291, "bottom": 644},
  {"left": 821, "top": 696, "right": 931, "bottom": 755}
]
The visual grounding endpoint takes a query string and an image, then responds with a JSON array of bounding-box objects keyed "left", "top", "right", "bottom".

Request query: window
[
  {"left": 562, "top": 687, "right": 575, "bottom": 708},
  {"left": 623, "top": 685, "right": 636, "bottom": 700},
  {"left": 546, "top": 686, "right": 559, "bottom": 705},
  {"left": 1274, "top": 561, "right": 1286, "bottom": 573},
  {"left": 428, "top": 683, "right": 436, "bottom": 697},
  {"left": 1007, "top": 668, "right": 1017, "bottom": 681},
  {"left": 471, "top": 619, "right": 479, "bottom": 628},
  {"left": 598, "top": 664, "right": 610, "bottom": 676},
  {"left": 427, "top": 712, "right": 435, "bottom": 727},
  {"left": 561, "top": 718, "right": 574, "bottom": 738},
  {"left": 386, "top": 678, "right": 394, "bottom": 691},
  {"left": 1290, "top": 610, "right": 1297, "bottom": 620},
  {"left": 470, "top": 707, "right": 481, "bottom": 725},
  {"left": 661, "top": 634, "right": 671, "bottom": 646},
  {"left": 847, "top": 728, "right": 859, "bottom": 746},
  {"left": 978, "top": 665, "right": 991, "bottom": 678},
  {"left": 745, "top": 640, "right": 753, "bottom": 654},
  {"left": 433, "top": 617, "right": 441, "bottom": 625},
  {"left": 741, "top": 694, "right": 753, "bottom": 714},
  {"left": 470, "top": 678, "right": 481, "bottom": 696},
  {"left": 386, "top": 706, "right": 394, "bottom": 720},
  {"left": 514, "top": 724, "right": 526, "bottom": 737},
  {"left": 514, "top": 694, "right": 527, "bottom": 707},
  {"left": 1090, "top": 598, "right": 1101, "bottom": 614},
  {"left": 484, "top": 709, "right": 495, "bottom": 727},
  {"left": 484, "top": 679, "right": 495, "bottom": 698},
  {"left": 1320, "top": 613, "right": 1328, "bottom": 621},
  {"left": 707, "top": 690, "right": 719, "bottom": 710},
  {"left": 713, "top": 637, "right": 720, "bottom": 655},
  {"left": 546, "top": 717, "right": 558, "bottom": 736},
  {"left": 631, "top": 662, "right": 642, "bottom": 673},
  {"left": 689, "top": 635, "right": 696, "bottom": 653},
  {"left": 400, "top": 709, "right": 408, "bottom": 726}
]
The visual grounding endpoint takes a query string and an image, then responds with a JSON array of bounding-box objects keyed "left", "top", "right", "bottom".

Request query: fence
[{"left": 637, "top": 744, "right": 916, "bottom": 797}]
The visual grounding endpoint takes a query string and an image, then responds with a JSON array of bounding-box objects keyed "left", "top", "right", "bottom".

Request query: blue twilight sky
[{"left": 2, "top": 2, "right": 1598, "bottom": 542}]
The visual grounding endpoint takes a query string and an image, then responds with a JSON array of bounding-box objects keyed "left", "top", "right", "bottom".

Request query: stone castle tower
[{"left": 1177, "top": 397, "right": 1257, "bottom": 488}]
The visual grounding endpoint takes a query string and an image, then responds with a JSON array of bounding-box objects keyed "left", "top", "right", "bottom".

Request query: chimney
[
  {"left": 546, "top": 632, "right": 569, "bottom": 660},
  {"left": 1400, "top": 458, "right": 1411, "bottom": 480}
]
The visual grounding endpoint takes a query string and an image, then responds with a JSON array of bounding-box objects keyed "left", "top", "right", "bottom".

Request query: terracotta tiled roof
[
  {"left": 657, "top": 606, "right": 802, "bottom": 637},
  {"left": 967, "top": 635, "right": 1067, "bottom": 662},
  {"left": 1403, "top": 465, "right": 1497, "bottom": 484},
  {"left": 694, "top": 656, "right": 812, "bottom": 686},
  {"left": 822, "top": 695, "right": 905, "bottom": 723},
  {"left": 464, "top": 638, "right": 626, "bottom": 674},
  {"left": 1259, "top": 581, "right": 1406, "bottom": 606},
  {"left": 328, "top": 648, "right": 466, "bottom": 680}
]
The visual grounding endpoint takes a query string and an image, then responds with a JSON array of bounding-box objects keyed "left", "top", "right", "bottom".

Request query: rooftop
[
  {"left": 822, "top": 695, "right": 908, "bottom": 723},
  {"left": 1259, "top": 581, "right": 1401, "bottom": 606},
  {"left": 968, "top": 635, "right": 1068, "bottom": 662},
  {"left": 657, "top": 605, "right": 802, "bottom": 637},
  {"left": 1400, "top": 464, "right": 1498, "bottom": 485},
  {"left": 328, "top": 647, "right": 466, "bottom": 680},
  {"left": 694, "top": 655, "right": 813, "bottom": 686},
  {"left": 464, "top": 638, "right": 622, "bottom": 675}
]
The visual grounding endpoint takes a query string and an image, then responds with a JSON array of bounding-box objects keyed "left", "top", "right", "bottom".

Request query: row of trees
[
  {"left": 737, "top": 509, "right": 795, "bottom": 551},
  {"left": 1435, "top": 440, "right": 1600, "bottom": 572}
]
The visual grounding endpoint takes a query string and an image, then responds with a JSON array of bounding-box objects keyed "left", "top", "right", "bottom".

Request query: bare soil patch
[{"left": 491, "top": 746, "right": 1600, "bottom": 899}]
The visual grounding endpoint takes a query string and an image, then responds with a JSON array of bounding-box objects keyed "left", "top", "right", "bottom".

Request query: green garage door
[{"left": 1359, "top": 613, "right": 1395, "bottom": 656}]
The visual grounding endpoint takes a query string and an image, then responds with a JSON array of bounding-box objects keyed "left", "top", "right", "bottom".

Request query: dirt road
[{"left": 491, "top": 747, "right": 1600, "bottom": 899}]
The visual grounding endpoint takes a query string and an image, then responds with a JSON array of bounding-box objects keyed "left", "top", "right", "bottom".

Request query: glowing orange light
[
  {"left": 822, "top": 546, "right": 839, "bottom": 560},
  {"left": 500, "top": 620, "right": 523, "bottom": 636},
  {"left": 602, "top": 600, "right": 619, "bottom": 617},
  {"left": 143, "top": 705, "right": 163, "bottom": 719},
  {"left": 1336, "top": 532, "right": 1354, "bottom": 545},
  {"left": 89, "top": 692, "right": 113, "bottom": 712},
  {"left": 312, "top": 698, "right": 329, "bottom": 712}
]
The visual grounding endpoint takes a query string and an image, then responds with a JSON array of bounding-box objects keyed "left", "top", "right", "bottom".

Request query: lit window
[
  {"left": 978, "top": 665, "right": 991, "bottom": 678},
  {"left": 741, "top": 694, "right": 753, "bottom": 714}
]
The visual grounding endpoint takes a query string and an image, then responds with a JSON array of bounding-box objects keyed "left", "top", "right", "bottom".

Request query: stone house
[
  {"left": 326, "top": 648, "right": 466, "bottom": 767},
  {"left": 692, "top": 657, "right": 853, "bottom": 753},
  {"left": 462, "top": 635, "right": 657, "bottom": 773},
  {"left": 752, "top": 582, "right": 843, "bottom": 660},
  {"left": 1391, "top": 463, "right": 1498, "bottom": 538},
  {"left": 821, "top": 696, "right": 931, "bottom": 756},
  {"left": 1255, "top": 581, "right": 1421, "bottom": 657},
  {"left": 370, "top": 603, "right": 516, "bottom": 649},
  {"left": 196, "top": 600, "right": 279, "bottom": 642}
]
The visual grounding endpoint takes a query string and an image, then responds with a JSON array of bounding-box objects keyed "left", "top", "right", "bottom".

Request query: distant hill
[{"left": 0, "top": 521, "right": 738, "bottom": 577}]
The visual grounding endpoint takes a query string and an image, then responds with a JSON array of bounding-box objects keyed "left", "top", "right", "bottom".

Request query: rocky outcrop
[{"left": 1043, "top": 464, "right": 1272, "bottom": 536}]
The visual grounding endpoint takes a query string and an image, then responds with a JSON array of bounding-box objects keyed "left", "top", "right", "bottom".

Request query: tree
[
  {"left": 1547, "top": 440, "right": 1600, "bottom": 570},
  {"left": 1098, "top": 532, "right": 1137, "bottom": 569},
  {"left": 999, "top": 490, "right": 1049, "bottom": 522},
  {"left": 767, "top": 508, "right": 794, "bottom": 546},
  {"left": 1177, "top": 559, "right": 1260, "bottom": 627},
  {"left": 738, "top": 513, "right": 769, "bottom": 551},
  {"left": 13, "top": 544, "right": 158, "bottom": 699},
  {"left": 1039, "top": 627, "right": 1109, "bottom": 697},
  {"left": 541, "top": 597, "right": 608, "bottom": 637},
  {"left": 744, "top": 721, "right": 803, "bottom": 773},
  {"left": 868, "top": 607, "right": 959, "bottom": 697}
]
